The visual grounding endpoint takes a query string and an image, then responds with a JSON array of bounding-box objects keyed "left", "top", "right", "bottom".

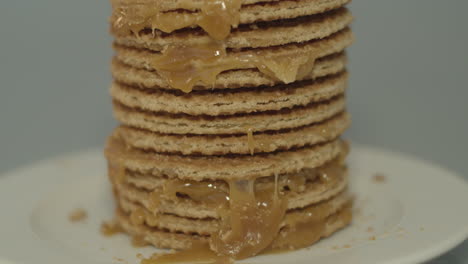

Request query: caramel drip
[
  {"left": 145, "top": 159, "right": 341, "bottom": 210},
  {"left": 246, "top": 127, "right": 255, "bottom": 155},
  {"left": 141, "top": 242, "right": 232, "bottom": 264},
  {"left": 196, "top": 0, "right": 242, "bottom": 40},
  {"left": 276, "top": 220, "right": 326, "bottom": 250},
  {"left": 151, "top": 41, "right": 319, "bottom": 92},
  {"left": 130, "top": 208, "right": 146, "bottom": 225},
  {"left": 132, "top": 235, "right": 150, "bottom": 248},
  {"left": 283, "top": 172, "right": 308, "bottom": 193},
  {"left": 318, "top": 161, "right": 341, "bottom": 183},
  {"left": 274, "top": 204, "right": 352, "bottom": 250},
  {"left": 164, "top": 179, "right": 229, "bottom": 206},
  {"left": 109, "top": 162, "right": 127, "bottom": 184},
  {"left": 100, "top": 220, "right": 124, "bottom": 236},
  {"left": 111, "top": 0, "right": 242, "bottom": 40},
  {"left": 210, "top": 176, "right": 287, "bottom": 259},
  {"left": 148, "top": 190, "right": 161, "bottom": 212}
]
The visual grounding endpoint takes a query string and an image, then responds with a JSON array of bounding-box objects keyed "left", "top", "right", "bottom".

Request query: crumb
[
  {"left": 372, "top": 173, "right": 386, "bottom": 183},
  {"left": 112, "top": 257, "right": 128, "bottom": 264},
  {"left": 343, "top": 244, "right": 351, "bottom": 249},
  {"left": 69, "top": 208, "right": 87, "bottom": 222},
  {"left": 367, "top": 227, "right": 374, "bottom": 233},
  {"left": 420, "top": 227, "right": 425, "bottom": 231},
  {"left": 369, "top": 236, "right": 376, "bottom": 241},
  {"left": 136, "top": 253, "right": 144, "bottom": 259},
  {"left": 331, "top": 246, "right": 340, "bottom": 250},
  {"left": 101, "top": 220, "right": 123, "bottom": 236}
]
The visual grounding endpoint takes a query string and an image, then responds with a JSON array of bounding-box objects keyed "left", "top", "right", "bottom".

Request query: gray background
[{"left": 0, "top": 0, "right": 467, "bottom": 263}]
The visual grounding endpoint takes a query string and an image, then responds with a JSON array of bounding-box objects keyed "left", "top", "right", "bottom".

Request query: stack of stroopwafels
[{"left": 105, "top": 0, "right": 354, "bottom": 261}]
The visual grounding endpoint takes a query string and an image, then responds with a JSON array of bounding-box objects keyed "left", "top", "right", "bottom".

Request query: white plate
[{"left": 1, "top": 144, "right": 468, "bottom": 264}]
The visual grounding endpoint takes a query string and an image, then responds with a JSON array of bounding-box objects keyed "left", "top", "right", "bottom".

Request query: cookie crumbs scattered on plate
[
  {"left": 372, "top": 173, "right": 386, "bottom": 183},
  {"left": 69, "top": 208, "right": 87, "bottom": 222},
  {"left": 101, "top": 220, "right": 123, "bottom": 236}
]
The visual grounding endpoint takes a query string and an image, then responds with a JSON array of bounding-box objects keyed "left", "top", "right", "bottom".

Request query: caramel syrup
[
  {"left": 130, "top": 208, "right": 146, "bottom": 225},
  {"left": 111, "top": 0, "right": 242, "bottom": 40},
  {"left": 141, "top": 242, "right": 232, "bottom": 264},
  {"left": 210, "top": 175, "right": 287, "bottom": 259},
  {"left": 246, "top": 127, "right": 255, "bottom": 155},
  {"left": 132, "top": 235, "right": 150, "bottom": 248},
  {"left": 164, "top": 179, "right": 229, "bottom": 206},
  {"left": 151, "top": 41, "right": 319, "bottom": 92}
]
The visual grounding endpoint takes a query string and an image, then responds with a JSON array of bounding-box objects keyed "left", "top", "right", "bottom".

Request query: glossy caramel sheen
[
  {"left": 111, "top": 0, "right": 242, "bottom": 40},
  {"left": 210, "top": 176, "right": 287, "bottom": 259},
  {"left": 164, "top": 179, "right": 229, "bottom": 206},
  {"left": 152, "top": 41, "right": 320, "bottom": 92}
]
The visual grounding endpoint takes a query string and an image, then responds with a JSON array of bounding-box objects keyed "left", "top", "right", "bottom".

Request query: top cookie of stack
[{"left": 105, "top": 0, "right": 353, "bottom": 261}]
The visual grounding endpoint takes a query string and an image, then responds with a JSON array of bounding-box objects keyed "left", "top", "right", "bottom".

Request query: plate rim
[{"left": 1, "top": 143, "right": 468, "bottom": 264}]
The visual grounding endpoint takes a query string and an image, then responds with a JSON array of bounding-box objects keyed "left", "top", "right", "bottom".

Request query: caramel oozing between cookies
[
  {"left": 164, "top": 179, "right": 229, "bottom": 206},
  {"left": 111, "top": 0, "right": 242, "bottom": 40},
  {"left": 151, "top": 41, "right": 320, "bottom": 92},
  {"left": 141, "top": 158, "right": 343, "bottom": 209},
  {"left": 210, "top": 175, "right": 287, "bottom": 259}
]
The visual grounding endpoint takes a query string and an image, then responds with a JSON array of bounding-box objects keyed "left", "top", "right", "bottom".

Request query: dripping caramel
[
  {"left": 164, "top": 179, "right": 229, "bottom": 206},
  {"left": 246, "top": 127, "right": 255, "bottom": 155},
  {"left": 132, "top": 235, "right": 150, "bottom": 248},
  {"left": 139, "top": 159, "right": 343, "bottom": 209},
  {"left": 133, "top": 157, "right": 344, "bottom": 215},
  {"left": 111, "top": 0, "right": 242, "bottom": 40},
  {"left": 273, "top": 204, "right": 352, "bottom": 250},
  {"left": 151, "top": 41, "right": 320, "bottom": 92},
  {"left": 210, "top": 176, "right": 287, "bottom": 259},
  {"left": 141, "top": 242, "right": 232, "bottom": 264}
]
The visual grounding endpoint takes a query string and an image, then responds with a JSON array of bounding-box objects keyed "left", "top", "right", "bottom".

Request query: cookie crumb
[
  {"left": 112, "top": 257, "right": 128, "bottom": 264},
  {"left": 343, "top": 244, "right": 351, "bottom": 249},
  {"left": 369, "top": 236, "right": 376, "bottom": 241},
  {"left": 101, "top": 220, "right": 123, "bottom": 236},
  {"left": 367, "top": 226, "right": 374, "bottom": 233},
  {"left": 69, "top": 208, "right": 87, "bottom": 222},
  {"left": 372, "top": 173, "right": 386, "bottom": 183}
]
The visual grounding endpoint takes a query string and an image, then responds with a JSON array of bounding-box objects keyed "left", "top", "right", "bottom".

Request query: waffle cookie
[{"left": 105, "top": 0, "right": 354, "bottom": 261}]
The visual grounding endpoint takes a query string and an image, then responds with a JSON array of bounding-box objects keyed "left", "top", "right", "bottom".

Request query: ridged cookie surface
[
  {"left": 105, "top": 135, "right": 346, "bottom": 181},
  {"left": 114, "top": 112, "right": 350, "bottom": 155}
]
